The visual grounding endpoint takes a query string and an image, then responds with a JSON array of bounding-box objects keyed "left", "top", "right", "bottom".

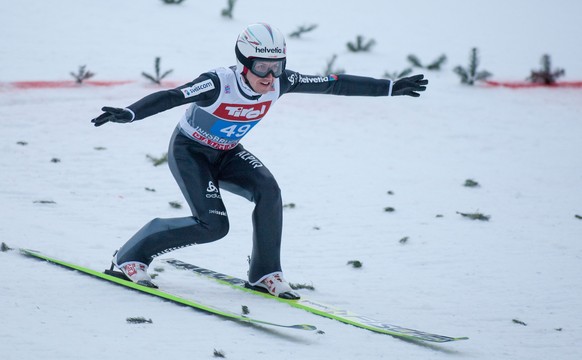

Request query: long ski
[
  {"left": 163, "top": 259, "right": 468, "bottom": 343},
  {"left": 19, "top": 249, "right": 316, "bottom": 331}
]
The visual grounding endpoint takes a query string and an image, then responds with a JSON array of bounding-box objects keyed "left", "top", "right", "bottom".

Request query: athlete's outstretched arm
[
  {"left": 91, "top": 73, "right": 220, "bottom": 127},
  {"left": 280, "top": 70, "right": 427, "bottom": 98}
]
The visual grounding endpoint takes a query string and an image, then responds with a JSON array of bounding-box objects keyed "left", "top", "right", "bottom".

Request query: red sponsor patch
[
  {"left": 213, "top": 101, "right": 271, "bottom": 121},
  {"left": 124, "top": 263, "right": 137, "bottom": 277},
  {"left": 192, "top": 131, "right": 238, "bottom": 150}
]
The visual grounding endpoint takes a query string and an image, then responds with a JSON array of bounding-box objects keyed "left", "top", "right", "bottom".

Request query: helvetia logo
[
  {"left": 287, "top": 73, "right": 338, "bottom": 85},
  {"left": 254, "top": 46, "right": 284, "bottom": 54}
]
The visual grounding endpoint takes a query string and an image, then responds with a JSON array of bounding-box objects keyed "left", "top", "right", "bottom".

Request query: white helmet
[{"left": 235, "top": 23, "right": 286, "bottom": 77}]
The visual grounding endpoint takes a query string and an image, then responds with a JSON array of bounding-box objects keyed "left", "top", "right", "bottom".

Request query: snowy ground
[{"left": 1, "top": 1, "right": 581, "bottom": 359}]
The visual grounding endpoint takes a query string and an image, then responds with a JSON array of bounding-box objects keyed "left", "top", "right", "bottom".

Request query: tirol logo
[
  {"left": 255, "top": 46, "right": 284, "bottom": 54},
  {"left": 214, "top": 101, "right": 272, "bottom": 121}
]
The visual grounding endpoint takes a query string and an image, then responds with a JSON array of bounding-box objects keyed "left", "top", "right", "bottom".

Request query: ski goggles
[{"left": 249, "top": 58, "right": 285, "bottom": 78}]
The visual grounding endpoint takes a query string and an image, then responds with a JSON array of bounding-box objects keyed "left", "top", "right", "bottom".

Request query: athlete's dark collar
[{"left": 230, "top": 66, "right": 261, "bottom": 101}]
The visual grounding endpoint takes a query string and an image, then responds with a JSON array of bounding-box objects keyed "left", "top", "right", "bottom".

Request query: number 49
[{"left": 220, "top": 124, "right": 252, "bottom": 138}]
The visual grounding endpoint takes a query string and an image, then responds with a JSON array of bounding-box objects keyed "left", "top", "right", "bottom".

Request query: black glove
[
  {"left": 391, "top": 74, "right": 428, "bottom": 97},
  {"left": 91, "top": 106, "right": 134, "bottom": 127}
]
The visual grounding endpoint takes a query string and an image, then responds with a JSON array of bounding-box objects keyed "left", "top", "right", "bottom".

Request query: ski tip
[
  {"left": 430, "top": 336, "right": 469, "bottom": 343},
  {"left": 19, "top": 248, "right": 44, "bottom": 257},
  {"left": 294, "top": 324, "right": 318, "bottom": 331}
]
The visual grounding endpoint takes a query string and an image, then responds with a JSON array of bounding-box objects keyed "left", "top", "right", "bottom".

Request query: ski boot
[
  {"left": 105, "top": 251, "right": 158, "bottom": 288},
  {"left": 249, "top": 272, "right": 300, "bottom": 300}
]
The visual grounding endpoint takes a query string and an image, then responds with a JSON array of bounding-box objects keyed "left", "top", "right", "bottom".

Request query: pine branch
[
  {"left": 146, "top": 153, "right": 168, "bottom": 166},
  {"left": 408, "top": 54, "right": 447, "bottom": 70},
  {"left": 474, "top": 70, "right": 493, "bottom": 82},
  {"left": 453, "top": 66, "right": 469, "bottom": 83},
  {"left": 290, "top": 283, "right": 315, "bottom": 291},
  {"left": 407, "top": 54, "right": 423, "bottom": 68},
  {"left": 169, "top": 201, "right": 182, "bottom": 209},
  {"left": 426, "top": 54, "right": 447, "bottom": 70},
  {"left": 469, "top": 48, "right": 479, "bottom": 79},
  {"left": 464, "top": 179, "right": 480, "bottom": 188},
  {"left": 347, "top": 35, "right": 376, "bottom": 52},
  {"left": 126, "top": 317, "right": 153, "bottom": 324},
  {"left": 1, "top": 242, "right": 13, "bottom": 252},
  {"left": 384, "top": 68, "right": 413, "bottom": 80},
  {"left": 320, "top": 54, "right": 345, "bottom": 75},
  {"left": 289, "top": 24, "right": 318, "bottom": 38},
  {"left": 160, "top": 69, "right": 173, "bottom": 79},
  {"left": 221, "top": 0, "right": 236, "bottom": 18},
  {"left": 213, "top": 349, "right": 226, "bottom": 358},
  {"left": 457, "top": 211, "right": 490, "bottom": 221},
  {"left": 155, "top": 57, "right": 161, "bottom": 76}
]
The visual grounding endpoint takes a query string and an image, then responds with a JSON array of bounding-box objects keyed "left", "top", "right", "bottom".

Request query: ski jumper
[{"left": 115, "top": 66, "right": 391, "bottom": 283}]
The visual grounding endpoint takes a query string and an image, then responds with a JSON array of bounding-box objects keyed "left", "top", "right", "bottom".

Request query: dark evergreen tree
[
  {"left": 527, "top": 54, "right": 565, "bottom": 85},
  {"left": 142, "top": 57, "right": 173, "bottom": 85},
  {"left": 70, "top": 65, "right": 95, "bottom": 84},
  {"left": 346, "top": 35, "right": 376, "bottom": 52},
  {"left": 453, "top": 48, "right": 492, "bottom": 85},
  {"left": 221, "top": 0, "right": 236, "bottom": 19}
]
